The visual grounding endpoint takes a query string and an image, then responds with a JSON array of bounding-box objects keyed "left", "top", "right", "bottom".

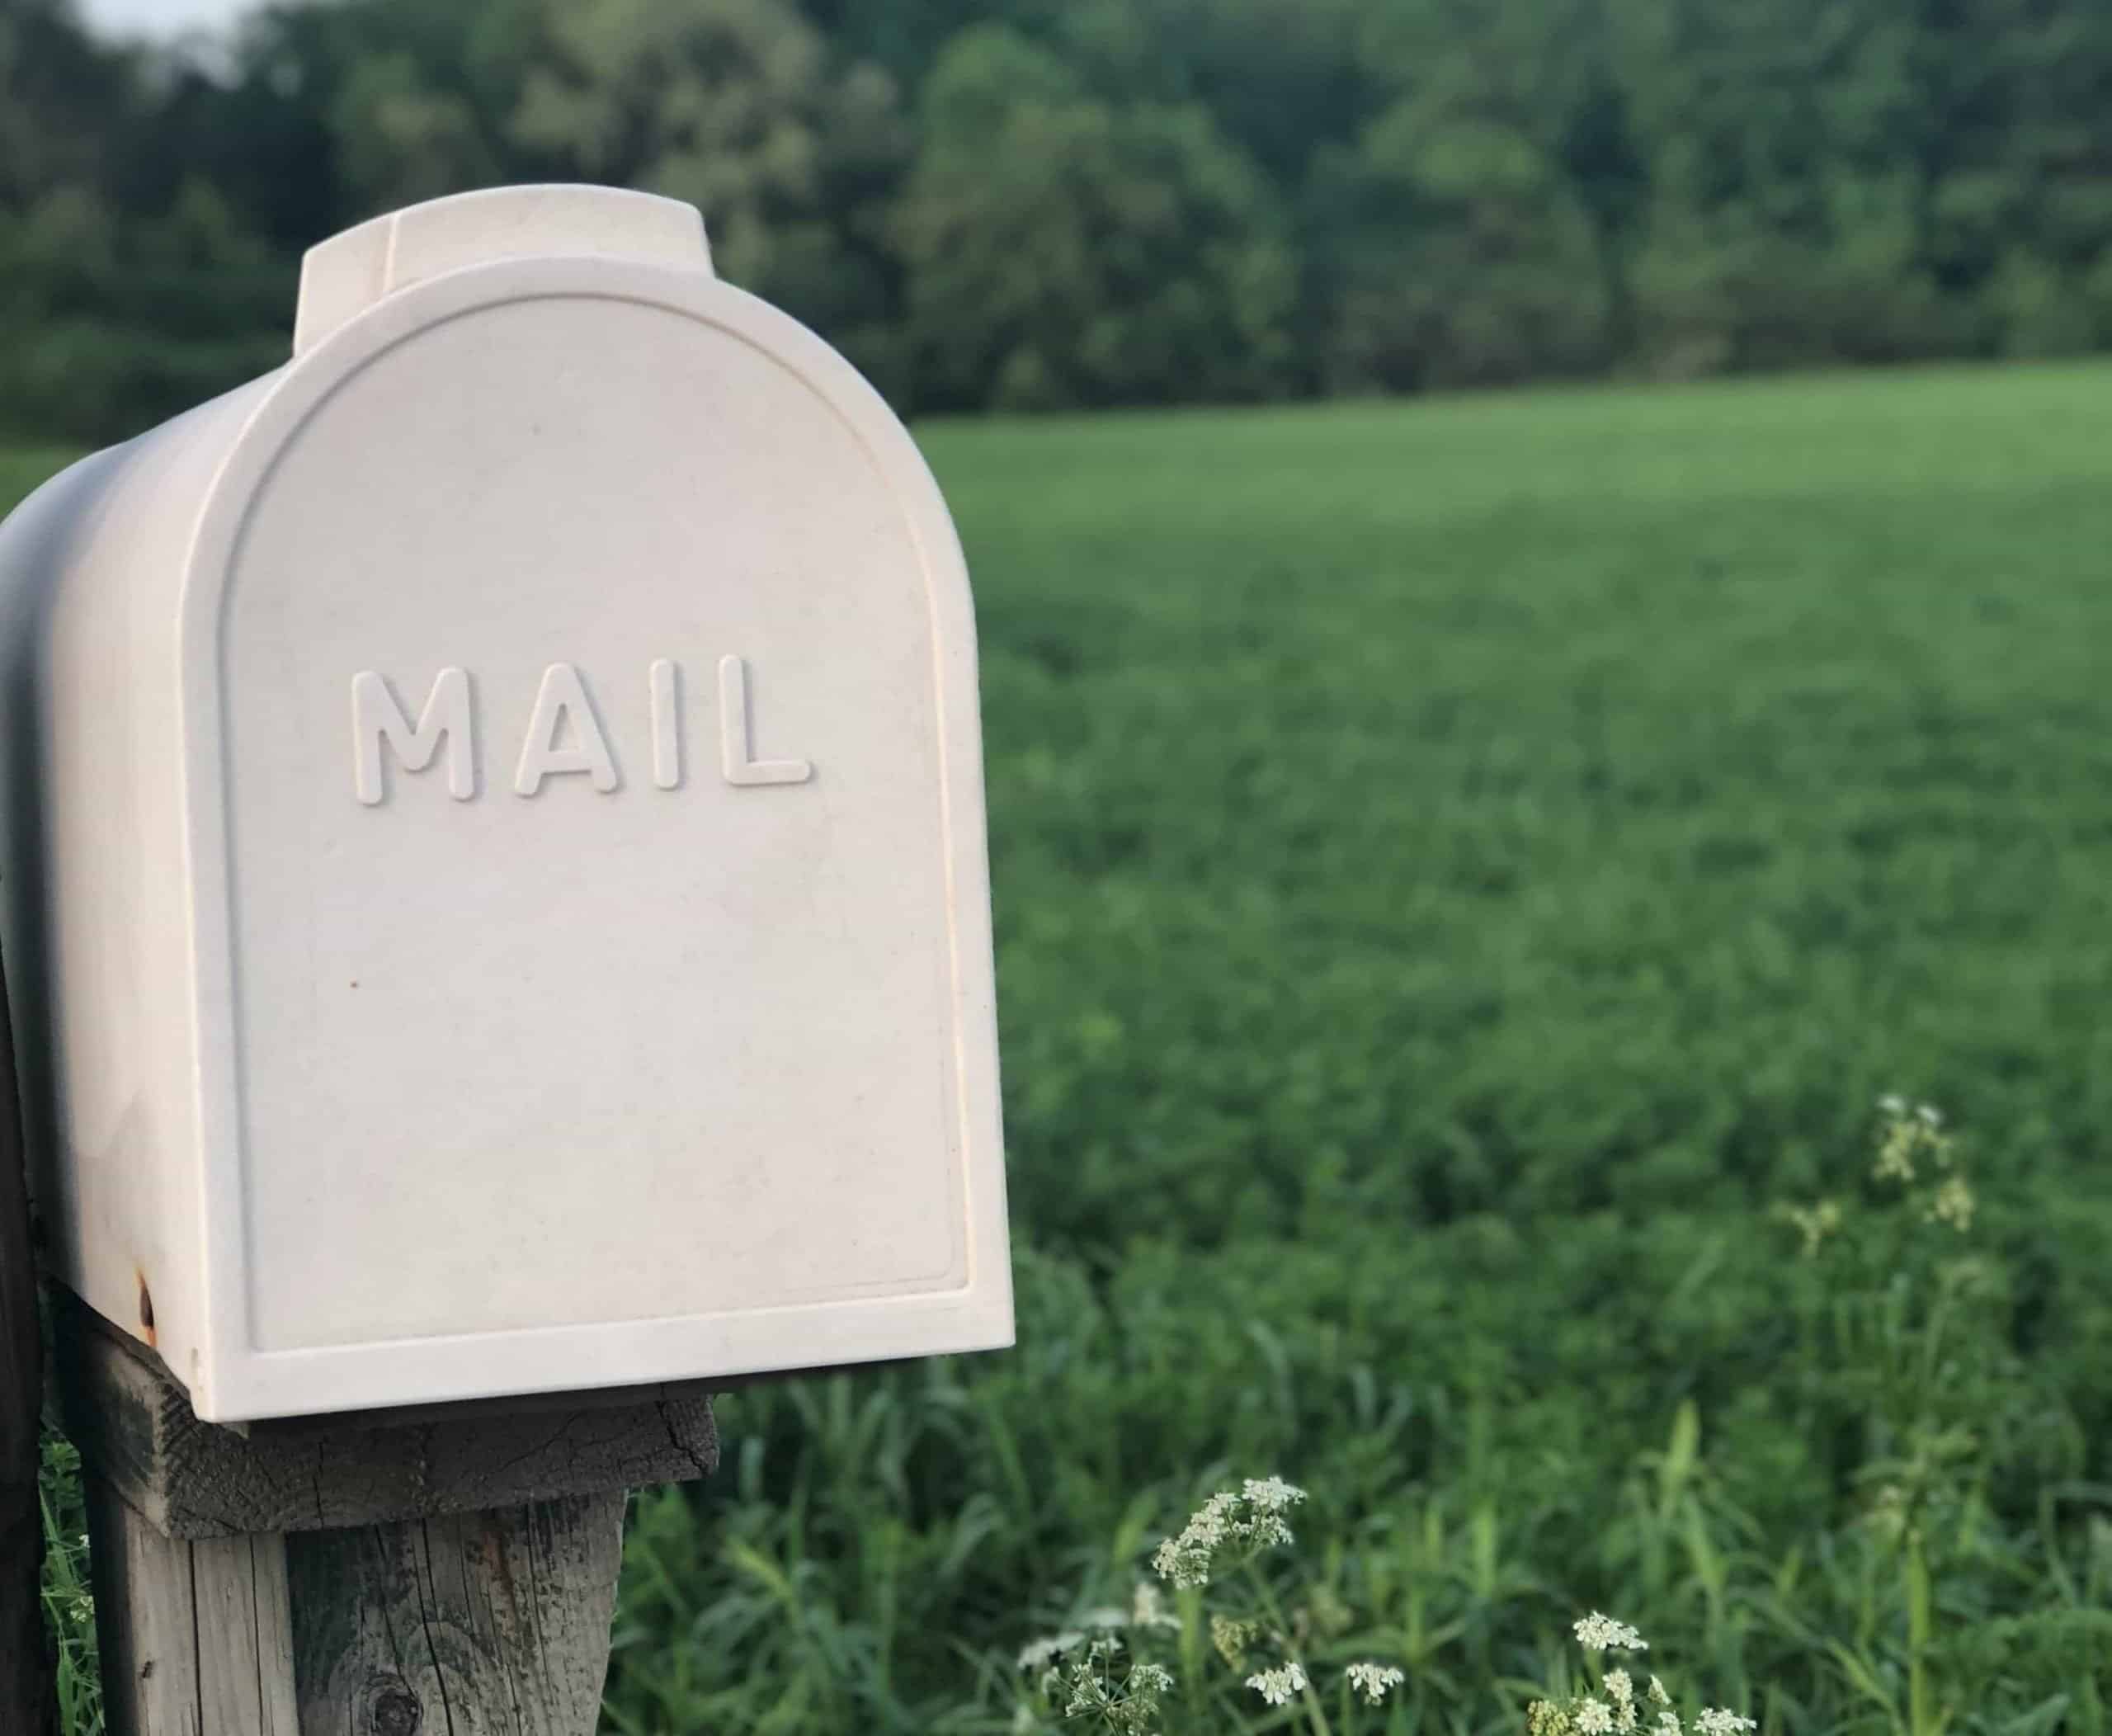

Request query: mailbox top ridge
[{"left": 294, "top": 185, "right": 714, "bottom": 356}]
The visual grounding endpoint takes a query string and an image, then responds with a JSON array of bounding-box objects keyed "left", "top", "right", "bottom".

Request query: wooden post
[
  {"left": 54, "top": 1303, "right": 716, "bottom": 1734},
  {"left": 0, "top": 951, "right": 54, "bottom": 1734}
]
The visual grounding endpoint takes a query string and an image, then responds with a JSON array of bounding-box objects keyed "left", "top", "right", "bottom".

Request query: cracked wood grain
[
  {"left": 287, "top": 1496, "right": 626, "bottom": 1736},
  {"left": 57, "top": 1281, "right": 716, "bottom": 1730},
  {"left": 87, "top": 1476, "right": 625, "bottom": 1736},
  {"left": 52, "top": 1297, "right": 715, "bottom": 1539}
]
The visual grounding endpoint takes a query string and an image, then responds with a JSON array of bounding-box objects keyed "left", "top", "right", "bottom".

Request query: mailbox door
[{"left": 182, "top": 257, "right": 1008, "bottom": 1418}]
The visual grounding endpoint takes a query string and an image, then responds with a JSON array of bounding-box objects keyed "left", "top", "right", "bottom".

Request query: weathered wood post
[
  {"left": 54, "top": 1294, "right": 715, "bottom": 1734},
  {"left": 0, "top": 182, "right": 1012, "bottom": 1733},
  {"left": 0, "top": 953, "right": 52, "bottom": 1734}
]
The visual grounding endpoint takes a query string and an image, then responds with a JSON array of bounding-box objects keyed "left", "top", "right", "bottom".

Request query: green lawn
[{"left": 10, "top": 363, "right": 2112, "bottom": 1733}]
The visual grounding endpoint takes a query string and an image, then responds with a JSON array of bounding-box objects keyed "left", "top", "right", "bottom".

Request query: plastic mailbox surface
[{"left": 0, "top": 186, "right": 1011, "bottom": 1422}]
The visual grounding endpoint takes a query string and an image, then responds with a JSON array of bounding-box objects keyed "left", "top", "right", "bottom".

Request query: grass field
[{"left": 9, "top": 361, "right": 2112, "bottom": 1733}]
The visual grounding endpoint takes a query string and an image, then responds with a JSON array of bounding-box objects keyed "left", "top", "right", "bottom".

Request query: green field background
[{"left": 7, "top": 361, "right": 2112, "bottom": 1730}]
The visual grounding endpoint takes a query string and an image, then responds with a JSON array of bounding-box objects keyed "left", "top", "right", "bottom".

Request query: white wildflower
[
  {"left": 1657, "top": 1714, "right": 1683, "bottom": 1736},
  {"left": 1695, "top": 1712, "right": 1756, "bottom": 1736},
  {"left": 1877, "top": 1094, "right": 1907, "bottom": 1116},
  {"left": 1649, "top": 1677, "right": 1671, "bottom": 1706},
  {"left": 1246, "top": 1662, "right": 1308, "bottom": 1706},
  {"left": 1928, "top": 1174, "right": 1976, "bottom": 1232},
  {"left": 1243, "top": 1476, "right": 1308, "bottom": 1512},
  {"left": 1346, "top": 1662, "right": 1406, "bottom": 1705},
  {"left": 1130, "top": 1580, "right": 1180, "bottom": 1631},
  {"left": 1153, "top": 1483, "right": 1303, "bottom": 1587},
  {"left": 1578, "top": 1697, "right": 1616, "bottom": 1734},
  {"left": 1574, "top": 1612, "right": 1648, "bottom": 1653},
  {"left": 1018, "top": 1632, "right": 1084, "bottom": 1672},
  {"left": 1607, "top": 1670, "right": 1634, "bottom": 1705},
  {"left": 1152, "top": 1491, "right": 1239, "bottom": 1587},
  {"left": 1916, "top": 1103, "right": 1942, "bottom": 1128},
  {"left": 1130, "top": 1663, "right": 1174, "bottom": 1694}
]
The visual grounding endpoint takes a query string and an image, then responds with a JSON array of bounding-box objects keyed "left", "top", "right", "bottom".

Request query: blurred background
[
  {"left": 8, "top": 0, "right": 2112, "bottom": 443},
  {"left": 9, "top": 2, "right": 2112, "bottom": 1734}
]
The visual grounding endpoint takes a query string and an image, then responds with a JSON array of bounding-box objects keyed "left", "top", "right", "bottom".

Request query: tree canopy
[{"left": 5, "top": 0, "right": 2111, "bottom": 441}]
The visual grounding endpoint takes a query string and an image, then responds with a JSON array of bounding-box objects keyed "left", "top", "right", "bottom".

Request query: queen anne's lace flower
[
  {"left": 1578, "top": 1698, "right": 1616, "bottom": 1734},
  {"left": 1346, "top": 1662, "right": 1406, "bottom": 1705},
  {"left": 1929, "top": 1174, "right": 1976, "bottom": 1231},
  {"left": 1246, "top": 1662, "right": 1308, "bottom": 1706},
  {"left": 1657, "top": 1713, "right": 1683, "bottom": 1736},
  {"left": 1696, "top": 1711, "right": 1756, "bottom": 1736},
  {"left": 1650, "top": 1677, "right": 1671, "bottom": 1706},
  {"left": 1574, "top": 1613, "right": 1649, "bottom": 1653},
  {"left": 1153, "top": 1482, "right": 1307, "bottom": 1587},
  {"left": 1244, "top": 1476, "right": 1308, "bottom": 1512}
]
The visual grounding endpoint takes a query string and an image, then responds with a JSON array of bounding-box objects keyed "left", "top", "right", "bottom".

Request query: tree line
[{"left": 5, "top": 0, "right": 2111, "bottom": 444}]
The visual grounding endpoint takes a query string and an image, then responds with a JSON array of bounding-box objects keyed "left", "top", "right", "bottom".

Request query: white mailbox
[{"left": 0, "top": 185, "right": 1011, "bottom": 1422}]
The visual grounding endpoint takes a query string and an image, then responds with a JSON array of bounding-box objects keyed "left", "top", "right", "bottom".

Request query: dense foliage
[
  {"left": 14, "top": 358, "right": 2112, "bottom": 1731},
  {"left": 7, "top": 0, "right": 2112, "bottom": 441}
]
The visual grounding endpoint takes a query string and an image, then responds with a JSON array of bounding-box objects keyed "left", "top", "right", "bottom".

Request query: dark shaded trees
[{"left": 6, "top": 0, "right": 2112, "bottom": 441}]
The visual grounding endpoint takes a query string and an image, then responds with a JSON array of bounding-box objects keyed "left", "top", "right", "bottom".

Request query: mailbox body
[{"left": 0, "top": 187, "right": 1011, "bottom": 1422}]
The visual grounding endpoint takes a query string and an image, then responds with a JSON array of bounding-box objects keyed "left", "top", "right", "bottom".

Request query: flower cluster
[
  {"left": 1927, "top": 1172, "right": 1975, "bottom": 1232},
  {"left": 1016, "top": 1474, "right": 1428, "bottom": 1729},
  {"left": 1023, "top": 1636, "right": 1172, "bottom": 1735},
  {"left": 1244, "top": 1661, "right": 1308, "bottom": 1706},
  {"left": 1149, "top": 1477, "right": 1308, "bottom": 1588},
  {"left": 1874, "top": 1096, "right": 1951, "bottom": 1183},
  {"left": 1346, "top": 1661, "right": 1406, "bottom": 1705},
  {"left": 1530, "top": 1618, "right": 1754, "bottom": 1736},
  {"left": 1872, "top": 1095, "right": 1978, "bottom": 1232},
  {"left": 1575, "top": 1611, "right": 1648, "bottom": 1652}
]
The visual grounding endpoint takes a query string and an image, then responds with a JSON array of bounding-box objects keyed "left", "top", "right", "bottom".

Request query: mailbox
[{"left": 0, "top": 185, "right": 1011, "bottom": 1422}]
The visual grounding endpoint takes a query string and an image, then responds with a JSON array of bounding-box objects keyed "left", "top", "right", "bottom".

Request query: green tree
[
  {"left": 895, "top": 25, "right": 1296, "bottom": 411},
  {"left": 1306, "top": 0, "right": 1621, "bottom": 391},
  {"left": 1312, "top": 101, "right": 1613, "bottom": 393},
  {"left": 510, "top": 0, "right": 912, "bottom": 397}
]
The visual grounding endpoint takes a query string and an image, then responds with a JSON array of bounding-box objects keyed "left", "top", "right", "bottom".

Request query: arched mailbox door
[{"left": 0, "top": 186, "right": 1011, "bottom": 1422}]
